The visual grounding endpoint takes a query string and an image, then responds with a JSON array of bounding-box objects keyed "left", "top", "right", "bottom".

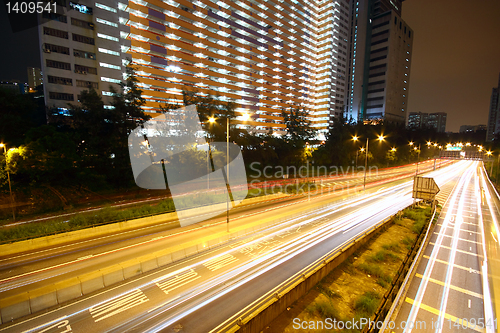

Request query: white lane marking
[
  {"left": 22, "top": 317, "right": 71, "bottom": 333},
  {"left": 203, "top": 254, "right": 238, "bottom": 271},
  {"left": 89, "top": 289, "right": 148, "bottom": 323},
  {"left": 468, "top": 299, "right": 471, "bottom": 308},
  {"left": 147, "top": 295, "right": 180, "bottom": 313},
  {"left": 155, "top": 268, "right": 201, "bottom": 294}
]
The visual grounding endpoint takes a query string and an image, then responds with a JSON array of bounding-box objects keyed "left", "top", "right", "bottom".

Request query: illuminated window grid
[{"left": 125, "top": 0, "right": 334, "bottom": 131}]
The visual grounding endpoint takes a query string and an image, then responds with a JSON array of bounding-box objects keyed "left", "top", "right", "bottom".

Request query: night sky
[
  {"left": 403, "top": 0, "right": 500, "bottom": 132},
  {"left": 1, "top": 0, "right": 499, "bottom": 133},
  {"left": 0, "top": 2, "right": 40, "bottom": 83}
]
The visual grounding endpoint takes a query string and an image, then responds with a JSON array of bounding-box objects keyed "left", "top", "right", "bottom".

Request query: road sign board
[{"left": 413, "top": 176, "right": 440, "bottom": 200}]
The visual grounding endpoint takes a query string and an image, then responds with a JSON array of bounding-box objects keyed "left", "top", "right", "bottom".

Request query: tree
[
  {"left": 0, "top": 88, "right": 41, "bottom": 147},
  {"left": 161, "top": 89, "right": 239, "bottom": 143},
  {"left": 281, "top": 107, "right": 315, "bottom": 141},
  {"left": 65, "top": 66, "right": 151, "bottom": 187}
]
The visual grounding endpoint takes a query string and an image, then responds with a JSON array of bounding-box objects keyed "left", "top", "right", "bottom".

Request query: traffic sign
[{"left": 413, "top": 176, "right": 440, "bottom": 200}]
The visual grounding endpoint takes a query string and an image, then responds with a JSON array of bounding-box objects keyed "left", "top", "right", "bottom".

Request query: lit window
[
  {"left": 98, "top": 33, "right": 119, "bottom": 42},
  {"left": 100, "top": 62, "right": 121, "bottom": 70},
  {"left": 70, "top": 1, "right": 92, "bottom": 14},
  {"left": 96, "top": 18, "right": 118, "bottom": 27},
  {"left": 101, "top": 77, "right": 121, "bottom": 83},
  {"left": 98, "top": 48, "right": 120, "bottom": 56},
  {"left": 95, "top": 2, "right": 116, "bottom": 13}
]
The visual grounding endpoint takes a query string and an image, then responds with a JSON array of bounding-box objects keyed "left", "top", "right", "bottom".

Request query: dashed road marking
[
  {"left": 89, "top": 289, "right": 148, "bottom": 322},
  {"left": 429, "top": 242, "right": 479, "bottom": 257},
  {"left": 405, "top": 298, "right": 484, "bottom": 333},
  {"left": 415, "top": 273, "right": 483, "bottom": 299},
  {"left": 204, "top": 253, "right": 238, "bottom": 271},
  {"left": 422, "top": 255, "right": 480, "bottom": 274},
  {"left": 155, "top": 268, "right": 201, "bottom": 294}
]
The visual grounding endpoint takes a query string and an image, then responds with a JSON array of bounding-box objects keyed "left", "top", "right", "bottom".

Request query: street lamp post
[
  {"left": 0, "top": 144, "right": 15, "bottom": 221},
  {"left": 363, "top": 138, "right": 369, "bottom": 190},
  {"left": 361, "top": 135, "right": 385, "bottom": 190},
  {"left": 352, "top": 136, "right": 359, "bottom": 168},
  {"left": 416, "top": 144, "right": 421, "bottom": 175},
  {"left": 209, "top": 113, "right": 249, "bottom": 233}
]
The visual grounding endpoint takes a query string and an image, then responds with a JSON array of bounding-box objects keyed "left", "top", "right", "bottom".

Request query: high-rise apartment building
[
  {"left": 407, "top": 111, "right": 446, "bottom": 132},
  {"left": 427, "top": 112, "right": 446, "bottom": 133},
  {"left": 486, "top": 73, "right": 500, "bottom": 142},
  {"left": 345, "top": 0, "right": 412, "bottom": 124},
  {"left": 38, "top": 0, "right": 356, "bottom": 139},
  {"left": 27, "top": 67, "right": 43, "bottom": 90},
  {"left": 408, "top": 111, "right": 428, "bottom": 129},
  {"left": 38, "top": 0, "right": 130, "bottom": 111}
]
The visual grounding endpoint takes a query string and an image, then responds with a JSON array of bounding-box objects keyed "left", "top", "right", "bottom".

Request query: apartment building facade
[
  {"left": 345, "top": 0, "right": 412, "bottom": 124},
  {"left": 38, "top": 0, "right": 355, "bottom": 138}
]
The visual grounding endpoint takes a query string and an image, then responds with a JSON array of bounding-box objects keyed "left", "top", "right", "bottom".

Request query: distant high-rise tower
[
  {"left": 427, "top": 112, "right": 447, "bottom": 133},
  {"left": 408, "top": 111, "right": 428, "bottom": 129},
  {"left": 487, "top": 73, "right": 500, "bottom": 141},
  {"left": 345, "top": 0, "right": 413, "bottom": 124},
  {"left": 27, "top": 67, "right": 43, "bottom": 90}
]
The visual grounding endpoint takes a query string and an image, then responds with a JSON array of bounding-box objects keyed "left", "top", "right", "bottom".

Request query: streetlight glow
[
  {"left": 352, "top": 135, "right": 359, "bottom": 142},
  {"left": 378, "top": 135, "right": 385, "bottom": 142},
  {"left": 241, "top": 112, "right": 250, "bottom": 121},
  {"left": 409, "top": 141, "right": 414, "bottom": 146},
  {"left": 208, "top": 117, "right": 216, "bottom": 123}
]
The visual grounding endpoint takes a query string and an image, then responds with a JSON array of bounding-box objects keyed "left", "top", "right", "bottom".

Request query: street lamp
[
  {"left": 0, "top": 144, "right": 15, "bottom": 221},
  {"left": 352, "top": 136, "right": 359, "bottom": 167},
  {"left": 415, "top": 144, "right": 421, "bottom": 175},
  {"left": 360, "top": 135, "right": 385, "bottom": 190},
  {"left": 210, "top": 113, "right": 250, "bottom": 232}
]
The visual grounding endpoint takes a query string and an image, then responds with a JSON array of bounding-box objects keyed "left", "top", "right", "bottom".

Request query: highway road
[
  {"left": 0, "top": 160, "right": 468, "bottom": 332},
  {"left": 0, "top": 160, "right": 441, "bottom": 292},
  {"left": 393, "top": 161, "right": 497, "bottom": 333}
]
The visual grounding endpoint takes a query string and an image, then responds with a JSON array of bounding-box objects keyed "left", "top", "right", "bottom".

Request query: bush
[
  {"left": 358, "top": 263, "right": 384, "bottom": 277},
  {"left": 354, "top": 291, "right": 380, "bottom": 316},
  {"left": 313, "top": 300, "right": 341, "bottom": 319}
]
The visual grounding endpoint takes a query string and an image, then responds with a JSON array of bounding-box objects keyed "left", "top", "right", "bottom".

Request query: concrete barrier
[
  {"left": 29, "top": 286, "right": 58, "bottom": 313},
  {"left": 79, "top": 271, "right": 105, "bottom": 295},
  {"left": 156, "top": 252, "right": 173, "bottom": 267},
  {"left": 0, "top": 293, "right": 30, "bottom": 323},
  {"left": 140, "top": 257, "right": 159, "bottom": 274},
  {"left": 0, "top": 193, "right": 288, "bottom": 257},
  {"left": 101, "top": 264, "right": 124, "bottom": 287},
  {"left": 55, "top": 277, "right": 82, "bottom": 304},
  {"left": 121, "top": 259, "right": 142, "bottom": 280}
]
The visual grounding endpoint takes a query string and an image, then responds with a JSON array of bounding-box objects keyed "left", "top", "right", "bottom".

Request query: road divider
[{"left": 0, "top": 193, "right": 288, "bottom": 257}]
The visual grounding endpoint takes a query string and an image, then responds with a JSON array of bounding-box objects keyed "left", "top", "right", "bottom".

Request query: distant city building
[
  {"left": 0, "top": 80, "right": 28, "bottom": 94},
  {"left": 37, "top": 1, "right": 127, "bottom": 115},
  {"left": 345, "top": 0, "right": 413, "bottom": 125},
  {"left": 407, "top": 111, "right": 446, "bottom": 132},
  {"left": 427, "top": 112, "right": 447, "bottom": 133},
  {"left": 408, "top": 112, "right": 428, "bottom": 129},
  {"left": 27, "top": 67, "right": 43, "bottom": 91},
  {"left": 460, "top": 124, "right": 486, "bottom": 133},
  {"left": 487, "top": 73, "right": 500, "bottom": 141}
]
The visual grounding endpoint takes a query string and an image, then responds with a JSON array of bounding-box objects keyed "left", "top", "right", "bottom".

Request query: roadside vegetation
[{"left": 0, "top": 182, "right": 320, "bottom": 244}]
